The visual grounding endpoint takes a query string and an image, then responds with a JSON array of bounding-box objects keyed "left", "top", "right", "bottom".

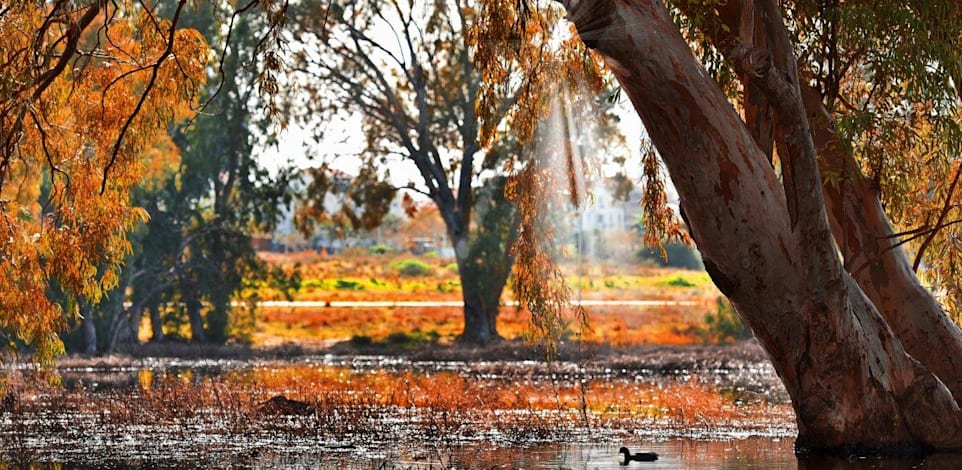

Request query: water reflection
[
  {"left": 5, "top": 431, "right": 962, "bottom": 468},
  {"left": 6, "top": 355, "right": 960, "bottom": 469},
  {"left": 251, "top": 439, "right": 962, "bottom": 469}
]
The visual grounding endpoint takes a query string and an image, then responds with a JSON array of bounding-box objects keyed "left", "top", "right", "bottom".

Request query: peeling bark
[
  {"left": 695, "top": 0, "right": 962, "bottom": 406},
  {"left": 562, "top": 0, "right": 962, "bottom": 453},
  {"left": 803, "top": 84, "right": 962, "bottom": 405}
]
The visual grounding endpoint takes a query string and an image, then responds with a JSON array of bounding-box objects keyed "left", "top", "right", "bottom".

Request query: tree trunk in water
[
  {"left": 685, "top": 0, "right": 962, "bottom": 407},
  {"left": 802, "top": 85, "right": 962, "bottom": 404},
  {"left": 562, "top": 0, "right": 962, "bottom": 453}
]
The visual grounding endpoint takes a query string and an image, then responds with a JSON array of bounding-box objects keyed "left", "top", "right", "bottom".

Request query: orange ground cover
[{"left": 253, "top": 252, "right": 720, "bottom": 347}]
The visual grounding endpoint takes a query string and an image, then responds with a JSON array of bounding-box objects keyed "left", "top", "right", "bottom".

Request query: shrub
[
  {"left": 335, "top": 279, "right": 364, "bottom": 290},
  {"left": 699, "top": 297, "right": 752, "bottom": 343},
  {"left": 350, "top": 335, "right": 373, "bottom": 346},
  {"left": 666, "top": 275, "right": 695, "bottom": 287},
  {"left": 368, "top": 244, "right": 395, "bottom": 255},
  {"left": 637, "top": 242, "right": 703, "bottom": 269},
  {"left": 391, "top": 258, "right": 432, "bottom": 277}
]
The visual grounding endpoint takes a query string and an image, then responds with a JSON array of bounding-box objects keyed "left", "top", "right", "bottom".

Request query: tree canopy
[
  {"left": 0, "top": 0, "right": 207, "bottom": 363},
  {"left": 285, "top": 0, "right": 626, "bottom": 343}
]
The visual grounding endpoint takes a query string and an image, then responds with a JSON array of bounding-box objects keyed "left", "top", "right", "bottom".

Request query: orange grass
[
  {"left": 230, "top": 364, "right": 792, "bottom": 431},
  {"left": 254, "top": 303, "right": 713, "bottom": 347},
  {"left": 249, "top": 253, "right": 724, "bottom": 347}
]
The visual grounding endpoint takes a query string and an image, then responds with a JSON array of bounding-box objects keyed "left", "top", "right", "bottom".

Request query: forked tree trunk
[
  {"left": 802, "top": 85, "right": 962, "bottom": 404},
  {"left": 562, "top": 0, "right": 962, "bottom": 453},
  {"left": 698, "top": 0, "right": 962, "bottom": 407}
]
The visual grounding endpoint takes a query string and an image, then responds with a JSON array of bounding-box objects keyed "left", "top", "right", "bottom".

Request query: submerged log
[{"left": 256, "top": 395, "right": 315, "bottom": 416}]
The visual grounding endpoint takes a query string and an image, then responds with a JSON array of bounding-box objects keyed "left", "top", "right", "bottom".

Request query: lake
[{"left": 3, "top": 348, "right": 959, "bottom": 468}]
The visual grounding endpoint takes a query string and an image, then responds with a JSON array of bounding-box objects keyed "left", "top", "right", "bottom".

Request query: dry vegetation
[
  {"left": 1, "top": 252, "right": 776, "bottom": 466},
  {"left": 251, "top": 251, "right": 722, "bottom": 348},
  {"left": 0, "top": 356, "right": 794, "bottom": 465}
]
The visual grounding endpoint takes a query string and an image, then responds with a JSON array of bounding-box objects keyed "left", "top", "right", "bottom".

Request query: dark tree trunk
[
  {"left": 453, "top": 231, "right": 503, "bottom": 345},
  {"left": 149, "top": 305, "right": 165, "bottom": 342},
  {"left": 459, "top": 277, "right": 500, "bottom": 344},
  {"left": 562, "top": 0, "right": 962, "bottom": 453},
  {"left": 182, "top": 279, "right": 206, "bottom": 342},
  {"left": 80, "top": 305, "right": 97, "bottom": 354}
]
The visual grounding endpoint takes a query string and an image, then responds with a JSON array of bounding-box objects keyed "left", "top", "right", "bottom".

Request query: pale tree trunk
[
  {"left": 561, "top": 0, "right": 962, "bottom": 453},
  {"left": 802, "top": 85, "right": 962, "bottom": 404},
  {"left": 80, "top": 304, "right": 97, "bottom": 354},
  {"left": 699, "top": 0, "right": 962, "bottom": 407}
]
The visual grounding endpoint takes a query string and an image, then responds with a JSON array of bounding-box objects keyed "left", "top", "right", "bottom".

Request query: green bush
[
  {"left": 335, "top": 279, "right": 364, "bottom": 290},
  {"left": 666, "top": 275, "right": 695, "bottom": 287},
  {"left": 637, "top": 242, "right": 703, "bottom": 269},
  {"left": 368, "top": 244, "right": 395, "bottom": 255},
  {"left": 390, "top": 258, "right": 432, "bottom": 277},
  {"left": 699, "top": 297, "right": 752, "bottom": 344}
]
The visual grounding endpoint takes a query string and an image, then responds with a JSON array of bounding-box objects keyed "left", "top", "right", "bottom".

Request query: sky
[{"left": 257, "top": 93, "right": 649, "bottom": 195}]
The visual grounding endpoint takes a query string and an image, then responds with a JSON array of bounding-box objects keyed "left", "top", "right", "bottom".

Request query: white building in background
[{"left": 571, "top": 178, "right": 646, "bottom": 260}]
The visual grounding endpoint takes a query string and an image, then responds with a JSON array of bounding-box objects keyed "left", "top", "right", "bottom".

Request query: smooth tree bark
[
  {"left": 698, "top": 0, "right": 962, "bottom": 407},
  {"left": 560, "top": 0, "right": 962, "bottom": 454}
]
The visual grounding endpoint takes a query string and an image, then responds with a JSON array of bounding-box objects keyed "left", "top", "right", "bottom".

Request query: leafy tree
[
  {"left": 488, "top": 0, "right": 962, "bottom": 454},
  {"left": 0, "top": 0, "right": 207, "bottom": 363},
  {"left": 287, "top": 0, "right": 622, "bottom": 344},
  {"left": 124, "top": 2, "right": 296, "bottom": 345}
]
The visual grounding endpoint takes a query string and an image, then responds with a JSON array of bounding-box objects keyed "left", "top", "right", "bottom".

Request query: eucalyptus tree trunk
[
  {"left": 80, "top": 304, "right": 97, "bottom": 354},
  {"left": 562, "top": 0, "right": 962, "bottom": 454}
]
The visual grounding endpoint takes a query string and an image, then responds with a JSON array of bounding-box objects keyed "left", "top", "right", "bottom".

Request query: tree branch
[
  {"left": 101, "top": 0, "right": 187, "bottom": 193},
  {"left": 913, "top": 164, "right": 962, "bottom": 271}
]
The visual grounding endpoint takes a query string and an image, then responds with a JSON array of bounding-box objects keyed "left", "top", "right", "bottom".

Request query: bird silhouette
[{"left": 619, "top": 447, "right": 658, "bottom": 464}]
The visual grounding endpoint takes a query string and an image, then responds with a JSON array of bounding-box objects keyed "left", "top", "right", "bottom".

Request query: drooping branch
[
  {"left": 102, "top": 0, "right": 188, "bottom": 193},
  {"left": 913, "top": 162, "right": 961, "bottom": 271}
]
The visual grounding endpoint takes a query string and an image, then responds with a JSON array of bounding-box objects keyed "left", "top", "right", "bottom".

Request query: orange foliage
[{"left": 0, "top": 1, "right": 207, "bottom": 362}]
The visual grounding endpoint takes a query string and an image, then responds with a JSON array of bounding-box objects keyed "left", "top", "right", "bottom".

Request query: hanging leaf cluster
[{"left": 0, "top": 1, "right": 208, "bottom": 363}]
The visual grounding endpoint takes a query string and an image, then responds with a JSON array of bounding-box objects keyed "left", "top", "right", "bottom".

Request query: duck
[{"left": 619, "top": 447, "right": 658, "bottom": 464}]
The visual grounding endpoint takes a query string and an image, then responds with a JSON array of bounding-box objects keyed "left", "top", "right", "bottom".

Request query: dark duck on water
[{"left": 619, "top": 447, "right": 658, "bottom": 464}]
